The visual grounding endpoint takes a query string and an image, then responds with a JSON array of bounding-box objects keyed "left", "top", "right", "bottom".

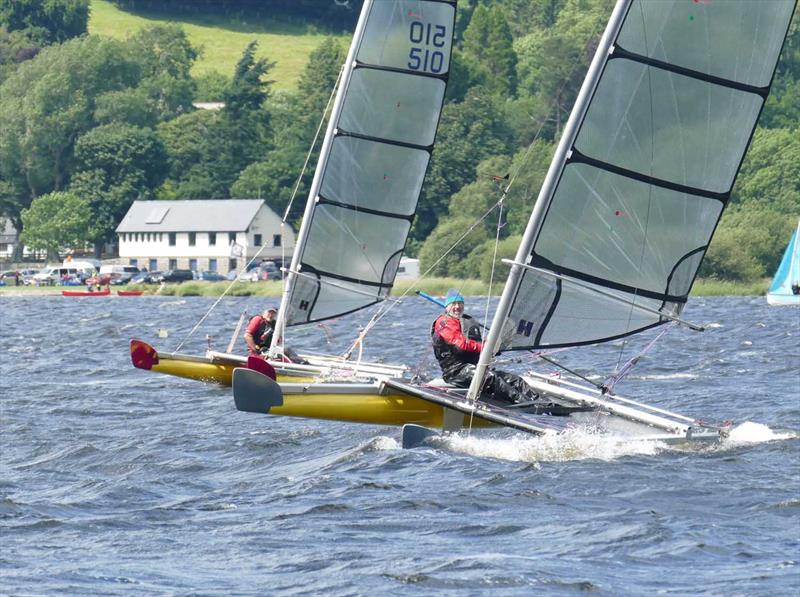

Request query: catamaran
[
  {"left": 767, "top": 219, "right": 800, "bottom": 306},
  {"left": 133, "top": 0, "right": 796, "bottom": 446}
]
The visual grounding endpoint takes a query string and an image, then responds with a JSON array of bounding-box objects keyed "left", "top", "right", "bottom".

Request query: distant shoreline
[{"left": 0, "top": 277, "right": 771, "bottom": 298}]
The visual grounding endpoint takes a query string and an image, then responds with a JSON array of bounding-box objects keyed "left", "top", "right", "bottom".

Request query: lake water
[{"left": 1, "top": 294, "right": 798, "bottom": 595}]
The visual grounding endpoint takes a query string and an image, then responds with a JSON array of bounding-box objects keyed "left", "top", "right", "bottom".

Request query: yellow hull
[
  {"left": 131, "top": 339, "right": 493, "bottom": 428},
  {"left": 255, "top": 382, "right": 494, "bottom": 428},
  {"left": 130, "top": 339, "right": 321, "bottom": 385}
]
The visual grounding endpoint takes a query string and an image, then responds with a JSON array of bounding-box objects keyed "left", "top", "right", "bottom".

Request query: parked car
[
  {"left": 32, "top": 266, "right": 81, "bottom": 285},
  {"left": 246, "top": 261, "right": 282, "bottom": 281},
  {"left": 196, "top": 271, "right": 226, "bottom": 281},
  {"left": 17, "top": 269, "right": 39, "bottom": 285},
  {"left": 131, "top": 271, "right": 162, "bottom": 284},
  {"left": 156, "top": 269, "right": 195, "bottom": 283},
  {"left": 100, "top": 264, "right": 140, "bottom": 285},
  {"left": 109, "top": 273, "right": 134, "bottom": 285}
]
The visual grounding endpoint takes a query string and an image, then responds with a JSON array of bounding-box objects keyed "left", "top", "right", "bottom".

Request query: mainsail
[
  {"left": 491, "top": 0, "right": 794, "bottom": 354},
  {"left": 274, "top": 0, "right": 456, "bottom": 340},
  {"left": 767, "top": 219, "right": 800, "bottom": 305}
]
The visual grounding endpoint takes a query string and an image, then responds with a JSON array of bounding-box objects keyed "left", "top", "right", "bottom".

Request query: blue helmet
[{"left": 444, "top": 289, "right": 465, "bottom": 307}]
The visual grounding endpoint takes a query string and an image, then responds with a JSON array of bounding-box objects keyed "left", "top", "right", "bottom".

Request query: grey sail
[
  {"left": 502, "top": 0, "right": 795, "bottom": 351},
  {"left": 284, "top": 0, "right": 456, "bottom": 326}
]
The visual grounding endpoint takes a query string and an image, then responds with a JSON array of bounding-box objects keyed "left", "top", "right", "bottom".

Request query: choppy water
[{"left": 1, "top": 294, "right": 799, "bottom": 595}]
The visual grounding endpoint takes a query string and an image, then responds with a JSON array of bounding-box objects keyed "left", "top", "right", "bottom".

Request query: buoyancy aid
[{"left": 247, "top": 316, "right": 275, "bottom": 352}]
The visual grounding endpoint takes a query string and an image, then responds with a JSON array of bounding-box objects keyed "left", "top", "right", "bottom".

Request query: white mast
[
  {"left": 466, "top": 0, "right": 633, "bottom": 401},
  {"left": 269, "top": 0, "right": 374, "bottom": 358}
]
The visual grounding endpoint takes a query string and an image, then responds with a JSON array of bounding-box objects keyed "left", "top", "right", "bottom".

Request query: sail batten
[
  {"left": 277, "top": 0, "right": 457, "bottom": 329},
  {"left": 612, "top": 46, "right": 770, "bottom": 97}
]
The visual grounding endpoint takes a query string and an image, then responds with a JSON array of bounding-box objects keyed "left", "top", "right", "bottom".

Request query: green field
[{"left": 88, "top": 0, "right": 349, "bottom": 92}]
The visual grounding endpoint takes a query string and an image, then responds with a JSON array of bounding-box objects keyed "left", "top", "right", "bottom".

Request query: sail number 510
[{"left": 408, "top": 21, "right": 446, "bottom": 73}]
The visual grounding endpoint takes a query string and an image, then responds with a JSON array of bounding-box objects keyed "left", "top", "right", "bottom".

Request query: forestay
[
  {"left": 502, "top": 0, "right": 795, "bottom": 350},
  {"left": 283, "top": 0, "right": 456, "bottom": 326}
]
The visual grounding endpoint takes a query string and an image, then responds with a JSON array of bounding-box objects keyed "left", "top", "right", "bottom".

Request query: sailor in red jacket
[
  {"left": 244, "top": 308, "right": 308, "bottom": 364},
  {"left": 245, "top": 308, "right": 278, "bottom": 356},
  {"left": 431, "top": 290, "right": 545, "bottom": 408}
]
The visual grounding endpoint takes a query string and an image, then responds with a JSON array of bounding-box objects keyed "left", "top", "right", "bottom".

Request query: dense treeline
[
  {"left": 108, "top": 0, "right": 365, "bottom": 31},
  {"left": 0, "top": 0, "right": 798, "bottom": 282}
]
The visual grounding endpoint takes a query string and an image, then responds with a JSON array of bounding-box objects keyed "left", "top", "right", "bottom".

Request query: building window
[
  {"left": 273, "top": 234, "right": 281, "bottom": 247},
  {"left": 169, "top": 233, "right": 176, "bottom": 246},
  {"left": 188, "top": 232, "right": 196, "bottom": 246},
  {"left": 130, "top": 259, "right": 138, "bottom": 267},
  {"left": 189, "top": 258, "right": 197, "bottom": 271},
  {"left": 209, "top": 258, "right": 217, "bottom": 272},
  {"left": 159, "top": 233, "right": 163, "bottom": 242},
  {"left": 169, "top": 259, "right": 177, "bottom": 270},
  {"left": 149, "top": 258, "right": 157, "bottom": 271},
  {"left": 209, "top": 232, "right": 216, "bottom": 246},
  {"left": 254, "top": 234, "right": 262, "bottom": 246},
  {"left": 229, "top": 232, "right": 236, "bottom": 244},
  {"left": 229, "top": 258, "right": 238, "bottom": 271}
]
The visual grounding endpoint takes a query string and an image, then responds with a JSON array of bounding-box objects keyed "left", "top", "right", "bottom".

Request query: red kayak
[
  {"left": 117, "top": 290, "right": 144, "bottom": 296},
  {"left": 62, "top": 288, "right": 111, "bottom": 297}
]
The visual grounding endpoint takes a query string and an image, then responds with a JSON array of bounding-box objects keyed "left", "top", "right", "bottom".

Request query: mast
[
  {"left": 466, "top": 0, "right": 633, "bottom": 401},
  {"left": 269, "top": 0, "right": 374, "bottom": 358}
]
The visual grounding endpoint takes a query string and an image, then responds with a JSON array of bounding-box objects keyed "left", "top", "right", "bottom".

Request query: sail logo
[
  {"left": 299, "top": 300, "right": 310, "bottom": 311},
  {"left": 517, "top": 319, "right": 534, "bottom": 337}
]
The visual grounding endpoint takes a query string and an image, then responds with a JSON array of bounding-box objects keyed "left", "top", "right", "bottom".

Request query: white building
[
  {"left": 0, "top": 218, "right": 18, "bottom": 259},
  {"left": 116, "top": 199, "right": 295, "bottom": 274}
]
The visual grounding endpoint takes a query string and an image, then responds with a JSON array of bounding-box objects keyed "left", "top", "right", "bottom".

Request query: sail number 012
[{"left": 408, "top": 21, "right": 446, "bottom": 73}]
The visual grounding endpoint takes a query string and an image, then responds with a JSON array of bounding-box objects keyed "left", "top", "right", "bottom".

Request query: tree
[
  {"left": 194, "top": 70, "right": 229, "bottom": 101},
  {"left": 700, "top": 206, "right": 795, "bottom": 281},
  {"left": 414, "top": 90, "right": 514, "bottom": 241},
  {"left": 733, "top": 127, "right": 800, "bottom": 214},
  {"left": 464, "top": 234, "right": 522, "bottom": 283},
  {"left": 0, "top": 0, "right": 89, "bottom": 44},
  {"left": 0, "top": 35, "right": 141, "bottom": 248},
  {"left": 193, "top": 41, "right": 276, "bottom": 196},
  {"left": 500, "top": 0, "right": 566, "bottom": 35},
  {"left": 296, "top": 37, "right": 344, "bottom": 121},
  {"left": 156, "top": 39, "right": 278, "bottom": 200},
  {"left": 223, "top": 40, "right": 273, "bottom": 120},
  {"left": 230, "top": 152, "right": 304, "bottom": 221},
  {"left": 418, "top": 217, "right": 489, "bottom": 278},
  {"left": 20, "top": 191, "right": 92, "bottom": 260},
  {"left": 68, "top": 123, "right": 167, "bottom": 253},
  {"left": 515, "top": 0, "right": 613, "bottom": 139},
  {"left": 461, "top": 4, "right": 518, "bottom": 97},
  {"left": 761, "top": 18, "right": 799, "bottom": 129},
  {"left": 0, "top": 26, "right": 41, "bottom": 85}
]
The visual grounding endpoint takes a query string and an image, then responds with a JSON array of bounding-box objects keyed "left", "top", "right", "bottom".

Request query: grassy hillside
[{"left": 88, "top": 0, "right": 349, "bottom": 92}]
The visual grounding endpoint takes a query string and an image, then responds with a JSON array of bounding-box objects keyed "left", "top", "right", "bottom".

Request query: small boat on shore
[
  {"left": 117, "top": 290, "right": 144, "bottom": 296},
  {"left": 62, "top": 288, "right": 110, "bottom": 297}
]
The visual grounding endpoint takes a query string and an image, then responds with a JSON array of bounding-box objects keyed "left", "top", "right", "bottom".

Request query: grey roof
[{"left": 116, "top": 200, "right": 268, "bottom": 233}]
